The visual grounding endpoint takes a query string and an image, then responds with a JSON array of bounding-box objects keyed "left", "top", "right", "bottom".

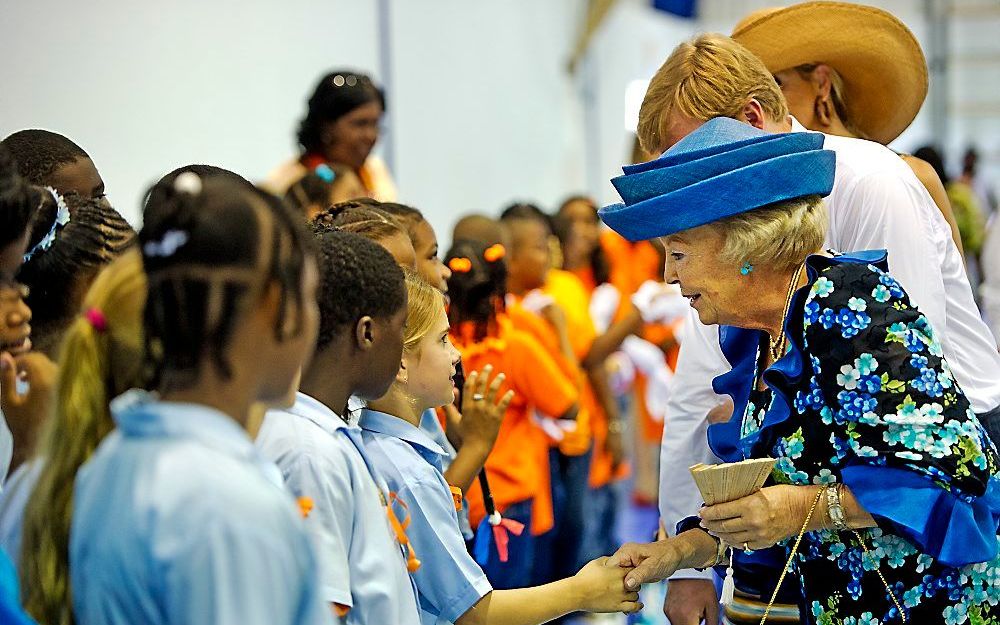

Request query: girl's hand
[
  {"left": 572, "top": 557, "right": 643, "bottom": 614},
  {"left": 1, "top": 350, "right": 57, "bottom": 469},
  {"left": 699, "top": 484, "right": 814, "bottom": 549},
  {"left": 458, "top": 366, "right": 514, "bottom": 454}
]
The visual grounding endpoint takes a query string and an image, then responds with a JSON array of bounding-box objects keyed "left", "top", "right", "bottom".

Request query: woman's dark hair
[
  {"left": 0, "top": 143, "right": 42, "bottom": 251},
  {"left": 0, "top": 129, "right": 89, "bottom": 187},
  {"left": 17, "top": 194, "right": 135, "bottom": 354},
  {"left": 554, "top": 195, "right": 611, "bottom": 286},
  {"left": 141, "top": 175, "right": 314, "bottom": 390},
  {"left": 310, "top": 229, "right": 406, "bottom": 352},
  {"left": 312, "top": 200, "right": 407, "bottom": 243},
  {"left": 445, "top": 239, "right": 507, "bottom": 341},
  {"left": 297, "top": 70, "right": 385, "bottom": 155}
]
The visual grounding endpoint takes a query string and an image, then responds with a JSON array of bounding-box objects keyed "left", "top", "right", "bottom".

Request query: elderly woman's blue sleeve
[{"left": 800, "top": 262, "right": 1000, "bottom": 567}]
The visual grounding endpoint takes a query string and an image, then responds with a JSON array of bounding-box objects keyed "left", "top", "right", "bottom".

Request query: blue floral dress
[{"left": 711, "top": 252, "right": 1000, "bottom": 625}]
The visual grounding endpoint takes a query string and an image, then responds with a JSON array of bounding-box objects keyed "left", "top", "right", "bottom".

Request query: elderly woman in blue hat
[{"left": 604, "top": 118, "right": 999, "bottom": 624}]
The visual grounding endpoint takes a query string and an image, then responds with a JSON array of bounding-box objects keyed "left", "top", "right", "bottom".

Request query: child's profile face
[
  {"left": 0, "top": 235, "right": 32, "bottom": 355},
  {"left": 261, "top": 258, "right": 320, "bottom": 404},
  {"left": 403, "top": 307, "right": 460, "bottom": 411},
  {"left": 411, "top": 220, "right": 451, "bottom": 293},
  {"left": 507, "top": 219, "right": 550, "bottom": 290},
  {"left": 47, "top": 157, "right": 109, "bottom": 208},
  {"left": 0, "top": 282, "right": 32, "bottom": 356}
]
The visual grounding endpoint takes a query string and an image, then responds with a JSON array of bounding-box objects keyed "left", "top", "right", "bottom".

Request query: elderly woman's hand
[{"left": 699, "top": 485, "right": 816, "bottom": 550}]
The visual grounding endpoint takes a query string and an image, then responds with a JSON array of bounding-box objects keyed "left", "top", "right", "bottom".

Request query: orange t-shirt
[
  {"left": 544, "top": 270, "right": 623, "bottom": 480},
  {"left": 455, "top": 315, "right": 579, "bottom": 536}
]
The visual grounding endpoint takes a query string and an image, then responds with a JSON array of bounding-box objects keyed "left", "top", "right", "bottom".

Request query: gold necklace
[{"left": 768, "top": 263, "right": 805, "bottom": 362}]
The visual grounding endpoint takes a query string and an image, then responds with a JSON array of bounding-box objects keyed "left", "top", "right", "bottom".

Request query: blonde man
[{"left": 638, "top": 33, "right": 1000, "bottom": 625}]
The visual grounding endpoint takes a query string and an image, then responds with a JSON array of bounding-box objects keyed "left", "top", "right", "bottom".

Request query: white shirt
[
  {"left": 659, "top": 121, "right": 1000, "bottom": 581},
  {"left": 256, "top": 393, "right": 421, "bottom": 625}
]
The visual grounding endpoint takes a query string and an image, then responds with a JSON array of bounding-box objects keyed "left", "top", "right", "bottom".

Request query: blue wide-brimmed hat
[{"left": 599, "top": 117, "right": 836, "bottom": 241}]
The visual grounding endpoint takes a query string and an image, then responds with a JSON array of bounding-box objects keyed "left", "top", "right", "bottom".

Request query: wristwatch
[{"left": 825, "top": 484, "right": 849, "bottom": 531}]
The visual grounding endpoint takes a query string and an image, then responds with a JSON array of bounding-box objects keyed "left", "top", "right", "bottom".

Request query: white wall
[{"left": 0, "top": 0, "right": 379, "bottom": 225}]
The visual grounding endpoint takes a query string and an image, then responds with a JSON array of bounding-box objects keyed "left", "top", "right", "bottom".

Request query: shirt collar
[
  {"left": 285, "top": 392, "right": 349, "bottom": 435},
  {"left": 112, "top": 393, "right": 257, "bottom": 461},
  {"left": 359, "top": 408, "right": 447, "bottom": 458},
  {"left": 790, "top": 116, "right": 809, "bottom": 133}
]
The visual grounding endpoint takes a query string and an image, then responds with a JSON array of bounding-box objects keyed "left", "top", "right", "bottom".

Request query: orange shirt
[{"left": 455, "top": 315, "right": 579, "bottom": 536}]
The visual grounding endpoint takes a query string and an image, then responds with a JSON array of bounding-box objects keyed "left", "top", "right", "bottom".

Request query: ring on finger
[{"left": 472, "top": 394, "right": 485, "bottom": 401}]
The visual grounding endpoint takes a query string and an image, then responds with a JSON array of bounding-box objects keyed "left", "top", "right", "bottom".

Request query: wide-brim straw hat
[
  {"left": 599, "top": 117, "right": 835, "bottom": 241},
  {"left": 732, "top": 1, "right": 928, "bottom": 145}
]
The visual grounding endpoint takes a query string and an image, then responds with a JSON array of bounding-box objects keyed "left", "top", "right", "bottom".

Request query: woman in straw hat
[
  {"left": 603, "top": 117, "right": 999, "bottom": 624},
  {"left": 732, "top": 1, "right": 965, "bottom": 254}
]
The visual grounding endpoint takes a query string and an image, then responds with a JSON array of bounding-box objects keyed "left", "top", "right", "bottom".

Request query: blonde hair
[
  {"left": 713, "top": 196, "right": 828, "bottom": 271},
  {"left": 637, "top": 33, "right": 788, "bottom": 152},
  {"left": 20, "top": 249, "right": 147, "bottom": 625},
  {"left": 403, "top": 270, "right": 445, "bottom": 353}
]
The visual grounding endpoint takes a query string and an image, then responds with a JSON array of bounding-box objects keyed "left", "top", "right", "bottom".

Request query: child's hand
[
  {"left": 1, "top": 350, "right": 57, "bottom": 468},
  {"left": 458, "top": 366, "right": 514, "bottom": 454},
  {"left": 571, "top": 556, "right": 643, "bottom": 614}
]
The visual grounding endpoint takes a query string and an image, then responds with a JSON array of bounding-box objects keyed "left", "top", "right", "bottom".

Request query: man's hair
[{"left": 637, "top": 33, "right": 788, "bottom": 152}]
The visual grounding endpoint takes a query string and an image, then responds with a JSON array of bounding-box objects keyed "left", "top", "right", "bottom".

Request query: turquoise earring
[{"left": 740, "top": 261, "right": 753, "bottom": 275}]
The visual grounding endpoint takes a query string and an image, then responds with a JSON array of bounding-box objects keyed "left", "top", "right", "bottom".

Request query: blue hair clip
[
  {"left": 314, "top": 164, "right": 336, "bottom": 184},
  {"left": 23, "top": 187, "right": 71, "bottom": 263}
]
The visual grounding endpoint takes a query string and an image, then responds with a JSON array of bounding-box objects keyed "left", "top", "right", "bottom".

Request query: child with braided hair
[{"left": 69, "top": 172, "right": 331, "bottom": 625}]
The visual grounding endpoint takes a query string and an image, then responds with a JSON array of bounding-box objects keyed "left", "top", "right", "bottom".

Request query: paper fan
[{"left": 689, "top": 458, "right": 776, "bottom": 505}]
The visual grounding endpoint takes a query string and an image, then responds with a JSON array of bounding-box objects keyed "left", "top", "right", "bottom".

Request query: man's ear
[
  {"left": 354, "top": 315, "right": 375, "bottom": 351},
  {"left": 739, "top": 99, "right": 768, "bottom": 130}
]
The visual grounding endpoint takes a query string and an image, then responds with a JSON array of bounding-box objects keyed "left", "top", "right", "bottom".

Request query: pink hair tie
[{"left": 84, "top": 307, "right": 108, "bottom": 333}]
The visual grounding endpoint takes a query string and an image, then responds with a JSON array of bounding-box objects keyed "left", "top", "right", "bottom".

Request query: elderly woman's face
[{"left": 661, "top": 226, "right": 744, "bottom": 327}]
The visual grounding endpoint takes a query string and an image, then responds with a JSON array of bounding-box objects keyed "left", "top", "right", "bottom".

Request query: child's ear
[{"left": 355, "top": 316, "right": 375, "bottom": 351}]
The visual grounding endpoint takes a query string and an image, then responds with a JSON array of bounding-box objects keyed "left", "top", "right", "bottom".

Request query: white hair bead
[{"left": 173, "top": 171, "right": 202, "bottom": 195}]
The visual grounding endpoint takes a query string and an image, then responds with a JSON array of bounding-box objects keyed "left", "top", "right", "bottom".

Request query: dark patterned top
[{"left": 720, "top": 253, "right": 999, "bottom": 625}]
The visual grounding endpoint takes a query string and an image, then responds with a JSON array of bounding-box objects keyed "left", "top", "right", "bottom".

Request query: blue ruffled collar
[{"left": 708, "top": 250, "right": 889, "bottom": 462}]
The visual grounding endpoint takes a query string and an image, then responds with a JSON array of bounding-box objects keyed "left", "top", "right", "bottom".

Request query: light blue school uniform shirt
[
  {"left": 418, "top": 408, "right": 473, "bottom": 539},
  {"left": 70, "top": 395, "right": 332, "bottom": 625},
  {"left": 256, "top": 392, "right": 421, "bottom": 624},
  {"left": 359, "top": 408, "right": 492, "bottom": 625}
]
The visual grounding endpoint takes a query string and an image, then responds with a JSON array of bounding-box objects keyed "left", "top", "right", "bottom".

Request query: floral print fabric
[{"left": 743, "top": 259, "right": 999, "bottom": 624}]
